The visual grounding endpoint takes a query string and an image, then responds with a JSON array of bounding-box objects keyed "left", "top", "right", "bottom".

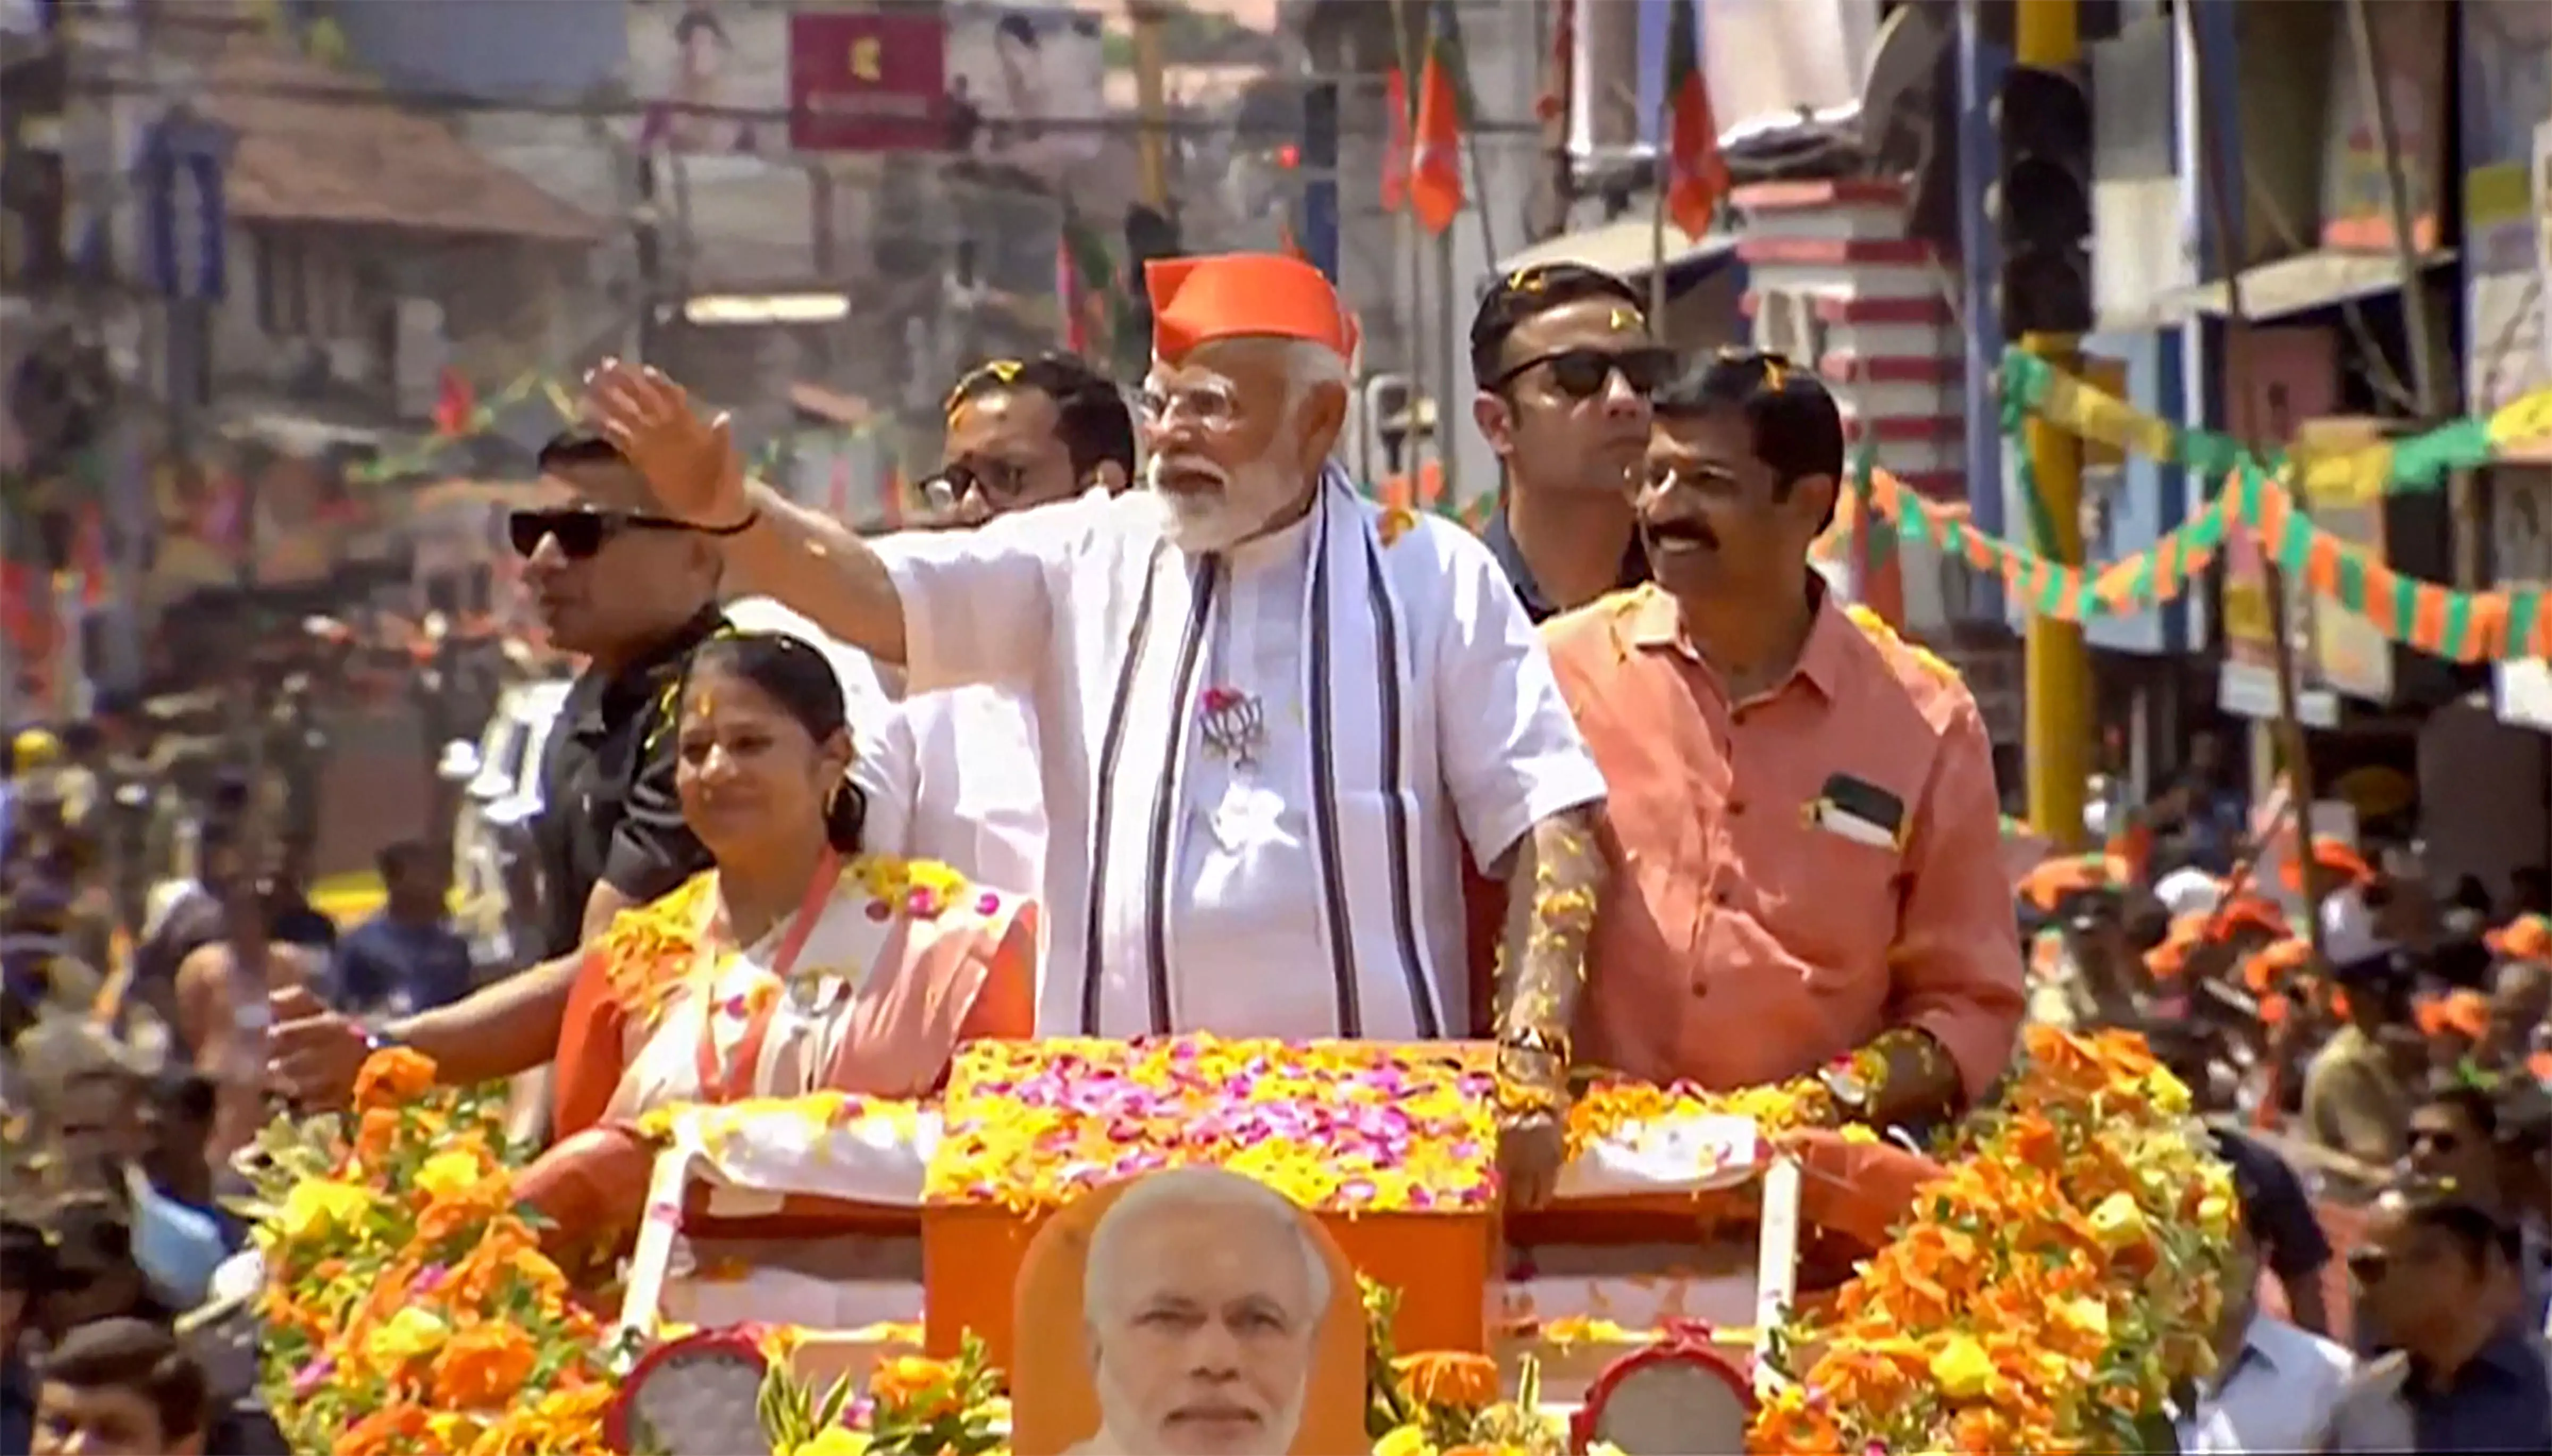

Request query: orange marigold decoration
[
  {"left": 1393, "top": 1351, "right": 1500, "bottom": 1409},
  {"left": 351, "top": 1043, "right": 438, "bottom": 1110},
  {"left": 248, "top": 1049, "right": 623, "bottom": 1455},
  {"left": 1748, "top": 1025, "right": 2236, "bottom": 1455}
]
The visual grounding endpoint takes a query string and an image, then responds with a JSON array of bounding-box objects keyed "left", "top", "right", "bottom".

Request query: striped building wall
[{"left": 1735, "top": 179, "right": 1965, "bottom": 637}]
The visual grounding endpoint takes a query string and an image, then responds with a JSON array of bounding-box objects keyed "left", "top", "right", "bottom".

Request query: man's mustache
[
  {"left": 1146, "top": 456, "right": 1232, "bottom": 490},
  {"left": 1643, "top": 515, "right": 1718, "bottom": 550}
]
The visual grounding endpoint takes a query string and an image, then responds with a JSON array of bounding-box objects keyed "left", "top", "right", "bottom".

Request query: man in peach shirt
[{"left": 1542, "top": 351, "right": 2025, "bottom": 1129}]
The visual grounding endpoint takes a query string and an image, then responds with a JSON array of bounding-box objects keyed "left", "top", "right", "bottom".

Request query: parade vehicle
[
  {"left": 437, "top": 677, "right": 569, "bottom": 973},
  {"left": 245, "top": 1022, "right": 2230, "bottom": 1456}
]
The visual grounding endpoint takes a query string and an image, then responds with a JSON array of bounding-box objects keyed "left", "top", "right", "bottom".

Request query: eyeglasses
[
  {"left": 1493, "top": 346, "right": 1677, "bottom": 399},
  {"left": 2408, "top": 1126, "right": 2464, "bottom": 1156},
  {"left": 507, "top": 508, "right": 699, "bottom": 560},
  {"left": 924, "top": 458, "right": 1036, "bottom": 506}
]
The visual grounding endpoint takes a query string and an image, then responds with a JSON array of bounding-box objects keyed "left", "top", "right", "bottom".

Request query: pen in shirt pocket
[{"left": 1807, "top": 773, "right": 1908, "bottom": 851}]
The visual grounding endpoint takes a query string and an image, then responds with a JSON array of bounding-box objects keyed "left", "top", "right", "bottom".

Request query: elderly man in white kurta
[{"left": 585, "top": 251, "right": 1611, "bottom": 1206}]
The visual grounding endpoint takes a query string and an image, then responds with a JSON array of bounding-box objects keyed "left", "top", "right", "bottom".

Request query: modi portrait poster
[{"left": 1009, "top": 1168, "right": 1367, "bottom": 1456}]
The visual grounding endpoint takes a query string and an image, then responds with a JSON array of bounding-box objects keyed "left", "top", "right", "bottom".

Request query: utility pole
[
  {"left": 2344, "top": 0, "right": 2467, "bottom": 586},
  {"left": 2187, "top": 5, "right": 2324, "bottom": 959},
  {"left": 633, "top": 152, "right": 662, "bottom": 364},
  {"left": 2003, "top": 0, "right": 2094, "bottom": 847}
]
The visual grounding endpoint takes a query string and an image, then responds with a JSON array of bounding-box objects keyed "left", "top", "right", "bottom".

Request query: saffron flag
[
  {"left": 1380, "top": 67, "right": 1412, "bottom": 212},
  {"left": 1409, "top": 1, "right": 1466, "bottom": 235},
  {"left": 1664, "top": 0, "right": 1730, "bottom": 241},
  {"left": 431, "top": 367, "right": 476, "bottom": 439}
]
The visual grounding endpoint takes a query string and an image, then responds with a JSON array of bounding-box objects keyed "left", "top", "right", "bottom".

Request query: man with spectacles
[
  {"left": 1536, "top": 351, "right": 2024, "bottom": 1129},
  {"left": 931, "top": 352, "right": 1136, "bottom": 523},
  {"left": 1468, "top": 263, "right": 1669, "bottom": 622},
  {"left": 264, "top": 430, "right": 732, "bottom": 1120},
  {"left": 752, "top": 352, "right": 1139, "bottom": 924}
]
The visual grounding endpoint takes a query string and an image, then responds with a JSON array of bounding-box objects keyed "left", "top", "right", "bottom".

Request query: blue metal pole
[
  {"left": 1302, "top": 80, "right": 1340, "bottom": 282},
  {"left": 1958, "top": 0, "right": 2007, "bottom": 622}
]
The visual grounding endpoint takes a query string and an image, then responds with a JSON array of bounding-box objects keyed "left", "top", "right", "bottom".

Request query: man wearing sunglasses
[
  {"left": 1537, "top": 350, "right": 2024, "bottom": 1130},
  {"left": 1469, "top": 263, "right": 1667, "bottom": 623},
  {"left": 2330, "top": 1186, "right": 2552, "bottom": 1450},
  {"left": 266, "top": 430, "right": 730, "bottom": 1120}
]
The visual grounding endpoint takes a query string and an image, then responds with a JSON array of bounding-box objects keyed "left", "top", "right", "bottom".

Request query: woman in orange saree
[{"left": 517, "top": 630, "right": 1035, "bottom": 1259}]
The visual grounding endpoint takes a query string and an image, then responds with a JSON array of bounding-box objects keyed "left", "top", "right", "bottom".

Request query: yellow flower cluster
[
  {"left": 927, "top": 1038, "right": 1500, "bottom": 1211},
  {"left": 758, "top": 1332, "right": 1010, "bottom": 1456},
  {"left": 1562, "top": 1073, "right": 1834, "bottom": 1160},
  {"left": 1750, "top": 1025, "right": 2236, "bottom": 1455},
  {"left": 252, "top": 1049, "right": 622, "bottom": 1455}
]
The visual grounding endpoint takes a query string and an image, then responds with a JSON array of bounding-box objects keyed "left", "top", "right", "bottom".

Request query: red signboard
[{"left": 788, "top": 10, "right": 949, "bottom": 153}]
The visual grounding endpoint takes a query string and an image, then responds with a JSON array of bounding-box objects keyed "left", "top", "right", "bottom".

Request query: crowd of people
[{"left": 0, "top": 249, "right": 2546, "bottom": 1451}]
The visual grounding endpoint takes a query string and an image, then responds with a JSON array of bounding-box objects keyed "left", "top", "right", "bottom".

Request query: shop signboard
[
  {"left": 787, "top": 9, "right": 948, "bottom": 154},
  {"left": 2290, "top": 419, "right": 2394, "bottom": 705},
  {"left": 2496, "top": 469, "right": 2552, "bottom": 735},
  {"left": 2461, "top": 6, "right": 2552, "bottom": 412},
  {"left": 2217, "top": 327, "right": 2341, "bottom": 724},
  {"left": 2323, "top": 0, "right": 2449, "bottom": 253},
  {"left": 779, "top": 3, "right": 1103, "bottom": 172}
]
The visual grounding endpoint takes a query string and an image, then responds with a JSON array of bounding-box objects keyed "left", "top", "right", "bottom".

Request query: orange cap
[
  {"left": 1146, "top": 252, "right": 1360, "bottom": 365},
  {"left": 2486, "top": 912, "right": 2550, "bottom": 963}
]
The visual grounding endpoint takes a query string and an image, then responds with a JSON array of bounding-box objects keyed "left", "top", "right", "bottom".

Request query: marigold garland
[
  {"left": 249, "top": 1050, "right": 624, "bottom": 1456},
  {"left": 1748, "top": 1024, "right": 2236, "bottom": 1455},
  {"left": 594, "top": 855, "right": 992, "bottom": 1029}
]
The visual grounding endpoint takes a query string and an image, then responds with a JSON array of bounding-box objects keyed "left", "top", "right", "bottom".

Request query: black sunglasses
[
  {"left": 924, "top": 458, "right": 1037, "bottom": 507},
  {"left": 507, "top": 508, "right": 698, "bottom": 560},
  {"left": 1493, "top": 346, "right": 1677, "bottom": 399}
]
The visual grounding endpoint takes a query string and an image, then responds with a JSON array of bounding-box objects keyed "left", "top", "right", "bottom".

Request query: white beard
[
  {"left": 1090, "top": 1362, "right": 1305, "bottom": 1456},
  {"left": 1142, "top": 453, "right": 1308, "bottom": 556}
]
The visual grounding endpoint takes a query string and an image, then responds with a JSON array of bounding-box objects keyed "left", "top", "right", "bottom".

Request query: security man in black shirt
[
  {"left": 1467, "top": 263, "right": 1669, "bottom": 622},
  {"left": 267, "top": 429, "right": 732, "bottom": 1113}
]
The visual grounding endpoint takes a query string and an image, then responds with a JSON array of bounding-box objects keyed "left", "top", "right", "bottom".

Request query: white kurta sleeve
[
  {"left": 871, "top": 494, "right": 1104, "bottom": 695},
  {"left": 906, "top": 689, "right": 1047, "bottom": 900},
  {"left": 1426, "top": 526, "right": 1609, "bottom": 872},
  {"left": 847, "top": 700, "right": 918, "bottom": 861}
]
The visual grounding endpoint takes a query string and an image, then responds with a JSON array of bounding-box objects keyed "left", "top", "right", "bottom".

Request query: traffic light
[
  {"left": 1296, "top": 80, "right": 1339, "bottom": 281},
  {"left": 1989, "top": 63, "right": 2093, "bottom": 339}
]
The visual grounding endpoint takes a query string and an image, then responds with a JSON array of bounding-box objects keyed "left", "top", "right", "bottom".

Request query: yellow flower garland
[
  {"left": 595, "top": 854, "right": 989, "bottom": 1029},
  {"left": 1749, "top": 1025, "right": 2234, "bottom": 1455}
]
